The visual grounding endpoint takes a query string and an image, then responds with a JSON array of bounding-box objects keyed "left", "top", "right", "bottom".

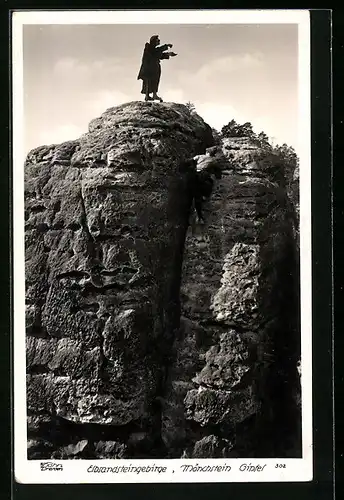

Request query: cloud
[
  {"left": 162, "top": 88, "right": 186, "bottom": 103},
  {"left": 53, "top": 56, "right": 126, "bottom": 84},
  {"left": 201, "top": 53, "right": 264, "bottom": 76},
  {"left": 87, "top": 89, "right": 133, "bottom": 116},
  {"left": 194, "top": 101, "right": 239, "bottom": 131},
  {"left": 192, "top": 101, "right": 292, "bottom": 147},
  {"left": 152, "top": 86, "right": 267, "bottom": 136},
  {"left": 53, "top": 57, "right": 79, "bottom": 73},
  {"left": 195, "top": 103, "right": 290, "bottom": 146},
  {"left": 37, "top": 124, "right": 85, "bottom": 146},
  {"left": 32, "top": 89, "right": 133, "bottom": 148},
  {"left": 178, "top": 52, "right": 265, "bottom": 88}
]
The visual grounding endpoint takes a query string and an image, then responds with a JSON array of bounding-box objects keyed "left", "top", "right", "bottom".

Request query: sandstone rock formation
[
  {"left": 163, "top": 136, "right": 301, "bottom": 458},
  {"left": 25, "top": 102, "right": 300, "bottom": 459}
]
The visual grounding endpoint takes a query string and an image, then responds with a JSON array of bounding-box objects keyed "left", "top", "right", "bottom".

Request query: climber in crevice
[
  {"left": 192, "top": 146, "right": 226, "bottom": 223},
  {"left": 181, "top": 154, "right": 222, "bottom": 224},
  {"left": 194, "top": 168, "right": 222, "bottom": 223},
  {"left": 137, "top": 35, "right": 177, "bottom": 102}
]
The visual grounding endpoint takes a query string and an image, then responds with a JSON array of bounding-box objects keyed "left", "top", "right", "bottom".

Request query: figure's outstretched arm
[
  {"left": 156, "top": 44, "right": 177, "bottom": 59},
  {"left": 157, "top": 43, "right": 171, "bottom": 52},
  {"left": 159, "top": 51, "right": 177, "bottom": 60}
]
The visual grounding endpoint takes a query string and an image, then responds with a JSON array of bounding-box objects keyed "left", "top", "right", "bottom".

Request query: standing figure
[{"left": 137, "top": 35, "right": 177, "bottom": 102}]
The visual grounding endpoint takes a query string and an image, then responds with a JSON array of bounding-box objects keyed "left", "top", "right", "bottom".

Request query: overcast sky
[{"left": 23, "top": 23, "right": 299, "bottom": 154}]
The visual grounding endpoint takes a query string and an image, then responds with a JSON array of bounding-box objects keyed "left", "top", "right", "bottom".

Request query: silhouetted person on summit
[{"left": 137, "top": 35, "right": 177, "bottom": 102}]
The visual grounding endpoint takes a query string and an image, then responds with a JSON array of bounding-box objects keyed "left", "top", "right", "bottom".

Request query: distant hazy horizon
[{"left": 23, "top": 23, "right": 299, "bottom": 154}]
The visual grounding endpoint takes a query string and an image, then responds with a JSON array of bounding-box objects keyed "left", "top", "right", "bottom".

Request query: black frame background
[{"left": 0, "top": 6, "right": 334, "bottom": 500}]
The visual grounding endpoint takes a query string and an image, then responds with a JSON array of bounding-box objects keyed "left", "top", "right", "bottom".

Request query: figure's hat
[{"left": 150, "top": 35, "right": 159, "bottom": 44}]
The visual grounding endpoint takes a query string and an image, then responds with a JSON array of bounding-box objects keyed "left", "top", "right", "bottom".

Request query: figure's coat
[{"left": 137, "top": 43, "right": 171, "bottom": 94}]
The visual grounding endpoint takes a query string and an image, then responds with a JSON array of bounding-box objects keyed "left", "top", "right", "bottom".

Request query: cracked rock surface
[
  {"left": 25, "top": 102, "right": 300, "bottom": 459},
  {"left": 163, "top": 135, "right": 301, "bottom": 458}
]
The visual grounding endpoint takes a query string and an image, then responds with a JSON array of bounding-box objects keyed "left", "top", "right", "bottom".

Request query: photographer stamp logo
[{"left": 40, "top": 462, "right": 63, "bottom": 472}]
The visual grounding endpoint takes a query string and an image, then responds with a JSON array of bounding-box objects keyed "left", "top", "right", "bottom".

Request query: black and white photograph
[{"left": 13, "top": 10, "right": 312, "bottom": 483}]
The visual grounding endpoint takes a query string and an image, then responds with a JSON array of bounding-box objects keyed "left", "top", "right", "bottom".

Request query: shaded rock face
[
  {"left": 25, "top": 103, "right": 300, "bottom": 459},
  {"left": 25, "top": 102, "right": 213, "bottom": 458}
]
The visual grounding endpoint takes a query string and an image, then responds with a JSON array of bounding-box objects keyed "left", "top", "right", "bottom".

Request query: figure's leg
[
  {"left": 152, "top": 93, "right": 163, "bottom": 102},
  {"left": 194, "top": 196, "right": 205, "bottom": 224},
  {"left": 152, "top": 69, "right": 163, "bottom": 101},
  {"left": 143, "top": 80, "right": 153, "bottom": 101}
]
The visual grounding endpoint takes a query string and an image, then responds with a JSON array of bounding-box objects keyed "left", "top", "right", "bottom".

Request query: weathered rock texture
[
  {"left": 25, "top": 102, "right": 300, "bottom": 459},
  {"left": 163, "top": 137, "right": 301, "bottom": 458}
]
